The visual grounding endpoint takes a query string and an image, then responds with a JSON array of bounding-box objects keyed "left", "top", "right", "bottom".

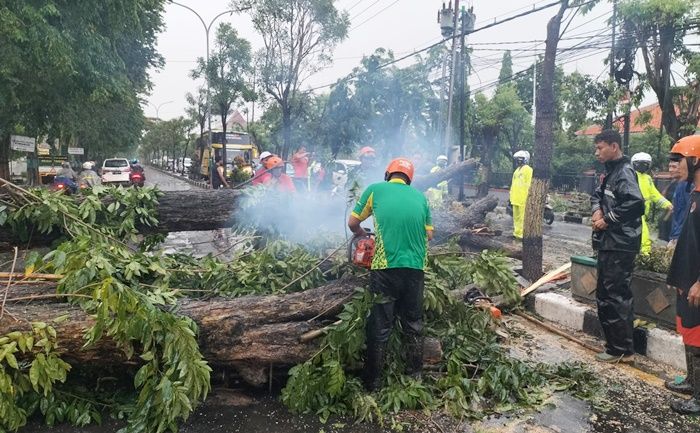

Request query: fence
[
  {"left": 483, "top": 171, "right": 673, "bottom": 196},
  {"left": 485, "top": 172, "right": 595, "bottom": 194}
]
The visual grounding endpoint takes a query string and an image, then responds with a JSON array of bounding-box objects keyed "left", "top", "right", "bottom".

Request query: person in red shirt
[
  {"left": 291, "top": 146, "right": 310, "bottom": 192},
  {"left": 261, "top": 156, "right": 296, "bottom": 193},
  {"left": 251, "top": 151, "right": 275, "bottom": 186}
]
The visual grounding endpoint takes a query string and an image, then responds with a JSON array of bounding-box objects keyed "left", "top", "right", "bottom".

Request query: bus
[{"left": 200, "top": 131, "right": 258, "bottom": 179}]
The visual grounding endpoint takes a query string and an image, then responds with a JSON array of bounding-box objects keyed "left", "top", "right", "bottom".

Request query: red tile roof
[{"left": 576, "top": 103, "right": 679, "bottom": 136}]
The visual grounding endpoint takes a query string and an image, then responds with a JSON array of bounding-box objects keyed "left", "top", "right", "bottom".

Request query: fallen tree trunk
[
  {"left": 412, "top": 159, "right": 478, "bottom": 191},
  {"left": 0, "top": 278, "right": 442, "bottom": 386},
  {"left": 430, "top": 195, "right": 522, "bottom": 258},
  {"left": 458, "top": 232, "right": 522, "bottom": 259},
  {"left": 0, "top": 161, "right": 478, "bottom": 246}
]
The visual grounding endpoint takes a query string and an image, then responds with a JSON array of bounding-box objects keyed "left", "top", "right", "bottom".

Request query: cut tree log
[
  {"left": 432, "top": 195, "right": 499, "bottom": 238},
  {"left": 430, "top": 195, "right": 522, "bottom": 258},
  {"left": 0, "top": 277, "right": 442, "bottom": 386},
  {"left": 457, "top": 232, "right": 523, "bottom": 259}
]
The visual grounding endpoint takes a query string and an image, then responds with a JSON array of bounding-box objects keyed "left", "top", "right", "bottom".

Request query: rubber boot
[
  {"left": 363, "top": 342, "right": 386, "bottom": 392},
  {"left": 671, "top": 347, "right": 700, "bottom": 415},
  {"left": 665, "top": 346, "right": 694, "bottom": 395},
  {"left": 404, "top": 335, "right": 424, "bottom": 380}
]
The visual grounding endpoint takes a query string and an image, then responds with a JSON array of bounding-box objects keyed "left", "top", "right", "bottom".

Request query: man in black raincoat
[{"left": 590, "top": 129, "right": 645, "bottom": 363}]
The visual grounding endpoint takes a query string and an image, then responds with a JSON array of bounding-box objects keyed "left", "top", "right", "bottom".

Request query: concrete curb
[
  {"left": 526, "top": 291, "right": 685, "bottom": 370},
  {"left": 147, "top": 165, "right": 209, "bottom": 189}
]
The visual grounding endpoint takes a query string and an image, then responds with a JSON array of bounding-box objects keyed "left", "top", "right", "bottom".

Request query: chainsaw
[
  {"left": 348, "top": 228, "right": 376, "bottom": 269},
  {"left": 463, "top": 286, "right": 502, "bottom": 320}
]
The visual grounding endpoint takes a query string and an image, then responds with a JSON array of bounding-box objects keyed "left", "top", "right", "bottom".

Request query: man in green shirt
[{"left": 348, "top": 157, "right": 433, "bottom": 391}]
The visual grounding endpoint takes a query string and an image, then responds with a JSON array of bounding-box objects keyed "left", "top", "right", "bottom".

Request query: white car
[{"left": 101, "top": 158, "right": 131, "bottom": 185}]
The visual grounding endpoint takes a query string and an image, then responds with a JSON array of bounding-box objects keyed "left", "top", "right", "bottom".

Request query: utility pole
[
  {"left": 458, "top": 7, "right": 475, "bottom": 201},
  {"left": 442, "top": 0, "right": 460, "bottom": 158},
  {"left": 170, "top": 2, "right": 234, "bottom": 185},
  {"left": 605, "top": 0, "right": 618, "bottom": 130}
]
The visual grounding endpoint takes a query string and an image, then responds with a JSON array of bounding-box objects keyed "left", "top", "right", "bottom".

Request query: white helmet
[
  {"left": 513, "top": 150, "right": 530, "bottom": 163},
  {"left": 631, "top": 152, "right": 652, "bottom": 163},
  {"left": 437, "top": 155, "right": 448, "bottom": 162},
  {"left": 259, "top": 151, "right": 272, "bottom": 161},
  {"left": 82, "top": 161, "right": 94, "bottom": 170}
]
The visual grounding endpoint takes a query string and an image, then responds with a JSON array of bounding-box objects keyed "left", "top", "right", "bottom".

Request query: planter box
[{"left": 569, "top": 256, "right": 676, "bottom": 329}]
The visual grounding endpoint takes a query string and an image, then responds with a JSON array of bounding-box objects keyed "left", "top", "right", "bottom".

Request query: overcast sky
[{"left": 145, "top": 0, "right": 618, "bottom": 121}]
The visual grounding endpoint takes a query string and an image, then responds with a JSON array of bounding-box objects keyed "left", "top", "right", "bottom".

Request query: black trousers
[
  {"left": 364, "top": 268, "right": 424, "bottom": 382},
  {"left": 366, "top": 268, "right": 424, "bottom": 344},
  {"left": 596, "top": 251, "right": 637, "bottom": 356}
]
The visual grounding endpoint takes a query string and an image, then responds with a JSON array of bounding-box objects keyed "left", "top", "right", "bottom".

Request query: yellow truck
[{"left": 200, "top": 131, "right": 258, "bottom": 179}]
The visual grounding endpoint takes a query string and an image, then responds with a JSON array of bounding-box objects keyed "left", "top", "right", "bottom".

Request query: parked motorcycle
[{"left": 506, "top": 194, "right": 555, "bottom": 225}]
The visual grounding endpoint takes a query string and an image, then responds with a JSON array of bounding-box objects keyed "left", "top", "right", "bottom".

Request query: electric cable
[{"left": 350, "top": 0, "right": 402, "bottom": 31}]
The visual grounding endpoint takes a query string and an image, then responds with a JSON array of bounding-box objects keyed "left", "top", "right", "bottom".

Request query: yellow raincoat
[
  {"left": 510, "top": 164, "right": 533, "bottom": 239},
  {"left": 636, "top": 171, "right": 672, "bottom": 254},
  {"left": 426, "top": 165, "right": 449, "bottom": 209}
]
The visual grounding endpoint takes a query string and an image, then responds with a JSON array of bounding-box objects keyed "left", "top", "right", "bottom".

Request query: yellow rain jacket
[
  {"left": 510, "top": 164, "right": 532, "bottom": 239},
  {"left": 510, "top": 165, "right": 533, "bottom": 207},
  {"left": 426, "top": 165, "right": 449, "bottom": 209},
  {"left": 636, "top": 171, "right": 672, "bottom": 254}
]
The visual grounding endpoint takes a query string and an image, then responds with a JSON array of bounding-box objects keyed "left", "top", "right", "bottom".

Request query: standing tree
[
  {"left": 498, "top": 51, "right": 514, "bottom": 86},
  {"left": 0, "top": 1, "right": 164, "bottom": 180},
  {"left": 185, "top": 87, "right": 208, "bottom": 174},
  {"left": 472, "top": 87, "right": 530, "bottom": 197},
  {"left": 522, "top": 0, "right": 570, "bottom": 281},
  {"left": 192, "top": 23, "right": 253, "bottom": 169},
  {"left": 618, "top": 0, "right": 700, "bottom": 140},
  {"left": 234, "top": 0, "right": 349, "bottom": 158}
]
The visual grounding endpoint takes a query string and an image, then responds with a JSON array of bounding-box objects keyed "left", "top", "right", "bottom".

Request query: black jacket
[{"left": 591, "top": 156, "right": 645, "bottom": 252}]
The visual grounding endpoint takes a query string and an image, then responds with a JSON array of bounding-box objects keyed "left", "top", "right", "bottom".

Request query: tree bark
[
  {"left": 431, "top": 195, "right": 498, "bottom": 237},
  {"left": 0, "top": 278, "right": 441, "bottom": 386},
  {"left": 522, "top": 1, "right": 568, "bottom": 282},
  {"left": 281, "top": 106, "right": 292, "bottom": 160}
]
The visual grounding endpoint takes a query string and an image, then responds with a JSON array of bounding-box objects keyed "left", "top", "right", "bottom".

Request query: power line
[
  {"left": 349, "top": 0, "right": 382, "bottom": 21},
  {"left": 346, "top": 0, "right": 366, "bottom": 13},
  {"left": 308, "top": 0, "right": 570, "bottom": 92},
  {"left": 350, "top": 0, "right": 402, "bottom": 31}
]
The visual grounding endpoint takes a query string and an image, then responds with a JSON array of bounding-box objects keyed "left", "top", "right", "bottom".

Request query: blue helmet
[{"left": 131, "top": 159, "right": 139, "bottom": 164}]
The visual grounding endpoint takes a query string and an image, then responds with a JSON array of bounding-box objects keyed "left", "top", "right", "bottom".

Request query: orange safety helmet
[
  {"left": 670, "top": 135, "right": 700, "bottom": 158},
  {"left": 385, "top": 158, "right": 415, "bottom": 183},
  {"left": 359, "top": 146, "right": 376, "bottom": 157},
  {"left": 264, "top": 156, "right": 284, "bottom": 170}
]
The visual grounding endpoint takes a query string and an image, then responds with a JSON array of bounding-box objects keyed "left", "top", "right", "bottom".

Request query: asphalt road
[{"left": 143, "top": 166, "right": 192, "bottom": 191}]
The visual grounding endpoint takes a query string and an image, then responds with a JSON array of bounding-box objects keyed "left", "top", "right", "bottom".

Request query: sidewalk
[{"left": 524, "top": 285, "right": 685, "bottom": 370}]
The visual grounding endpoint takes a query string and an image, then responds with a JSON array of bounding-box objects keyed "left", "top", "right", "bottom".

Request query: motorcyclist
[
  {"left": 426, "top": 155, "right": 449, "bottom": 208},
  {"left": 631, "top": 152, "right": 672, "bottom": 254},
  {"left": 78, "top": 161, "right": 101, "bottom": 188},
  {"left": 130, "top": 159, "right": 144, "bottom": 173},
  {"left": 56, "top": 161, "right": 77, "bottom": 181},
  {"left": 509, "top": 150, "right": 533, "bottom": 239}
]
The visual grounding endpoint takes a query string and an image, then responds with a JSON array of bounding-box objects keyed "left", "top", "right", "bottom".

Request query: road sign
[
  {"left": 67, "top": 147, "right": 84, "bottom": 155},
  {"left": 10, "top": 135, "right": 35, "bottom": 152}
]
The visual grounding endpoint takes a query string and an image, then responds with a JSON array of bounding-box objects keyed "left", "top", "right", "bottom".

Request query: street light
[
  {"left": 170, "top": 1, "right": 235, "bottom": 183},
  {"left": 149, "top": 100, "right": 174, "bottom": 120}
]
